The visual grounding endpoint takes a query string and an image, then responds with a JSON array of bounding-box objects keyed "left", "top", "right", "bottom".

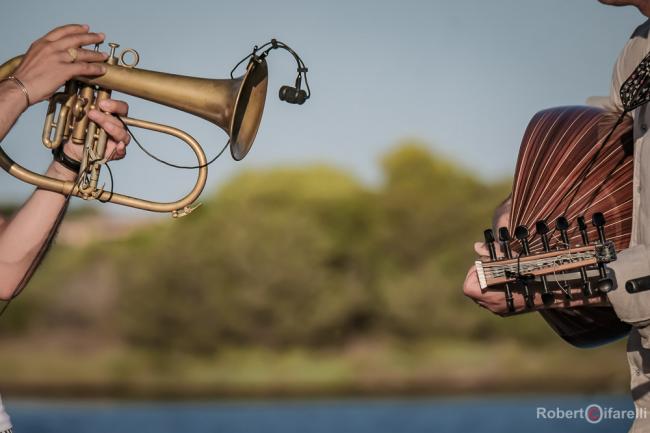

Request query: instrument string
[
  {"left": 487, "top": 251, "right": 597, "bottom": 278},
  {"left": 578, "top": 153, "right": 628, "bottom": 216},
  {"left": 544, "top": 111, "right": 627, "bottom": 228}
]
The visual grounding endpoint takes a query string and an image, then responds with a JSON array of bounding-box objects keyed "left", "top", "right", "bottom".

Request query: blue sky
[{"left": 0, "top": 0, "right": 644, "bottom": 215}]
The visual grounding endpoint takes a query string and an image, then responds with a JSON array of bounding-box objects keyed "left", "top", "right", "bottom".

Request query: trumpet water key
[{"left": 0, "top": 38, "right": 310, "bottom": 217}]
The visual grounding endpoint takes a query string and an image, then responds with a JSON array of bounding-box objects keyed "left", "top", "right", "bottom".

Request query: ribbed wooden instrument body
[
  {"left": 510, "top": 106, "right": 633, "bottom": 253},
  {"left": 509, "top": 106, "right": 633, "bottom": 347}
]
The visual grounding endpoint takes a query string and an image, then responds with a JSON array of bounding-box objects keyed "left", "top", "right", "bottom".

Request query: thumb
[{"left": 474, "top": 242, "right": 490, "bottom": 256}]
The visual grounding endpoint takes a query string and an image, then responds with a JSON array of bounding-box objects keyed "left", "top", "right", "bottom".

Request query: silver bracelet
[{"left": 1, "top": 75, "right": 30, "bottom": 108}]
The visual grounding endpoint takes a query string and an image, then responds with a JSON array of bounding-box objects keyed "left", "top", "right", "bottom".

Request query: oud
[{"left": 476, "top": 106, "right": 633, "bottom": 347}]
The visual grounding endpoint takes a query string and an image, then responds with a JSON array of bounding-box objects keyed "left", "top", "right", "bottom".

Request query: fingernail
[
  {"left": 99, "top": 100, "right": 109, "bottom": 109},
  {"left": 98, "top": 32, "right": 105, "bottom": 39},
  {"left": 101, "top": 51, "right": 109, "bottom": 58},
  {"left": 82, "top": 24, "right": 89, "bottom": 30},
  {"left": 99, "top": 65, "right": 107, "bottom": 74}
]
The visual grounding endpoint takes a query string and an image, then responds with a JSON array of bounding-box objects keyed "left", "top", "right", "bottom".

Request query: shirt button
[{"left": 642, "top": 124, "right": 648, "bottom": 133}]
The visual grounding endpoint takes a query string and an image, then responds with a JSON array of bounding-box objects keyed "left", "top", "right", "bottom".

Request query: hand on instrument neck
[{"left": 463, "top": 264, "right": 609, "bottom": 316}]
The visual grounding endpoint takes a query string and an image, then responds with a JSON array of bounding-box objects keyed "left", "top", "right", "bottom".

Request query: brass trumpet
[{"left": 0, "top": 41, "right": 269, "bottom": 217}]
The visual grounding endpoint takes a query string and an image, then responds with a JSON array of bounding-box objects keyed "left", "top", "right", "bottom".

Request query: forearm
[
  {"left": 0, "top": 161, "right": 74, "bottom": 300},
  {"left": 0, "top": 25, "right": 126, "bottom": 300}
]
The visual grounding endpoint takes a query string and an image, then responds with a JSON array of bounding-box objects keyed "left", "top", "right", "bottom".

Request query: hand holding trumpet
[
  {"left": 0, "top": 24, "right": 130, "bottom": 176},
  {"left": 12, "top": 24, "right": 108, "bottom": 106}
]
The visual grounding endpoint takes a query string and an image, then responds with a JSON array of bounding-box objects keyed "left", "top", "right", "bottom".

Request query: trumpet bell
[
  {"left": 230, "top": 58, "right": 268, "bottom": 160},
  {"left": 76, "top": 56, "right": 269, "bottom": 161}
]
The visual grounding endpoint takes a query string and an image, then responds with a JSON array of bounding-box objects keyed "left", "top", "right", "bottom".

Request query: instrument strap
[{"left": 542, "top": 52, "right": 650, "bottom": 225}]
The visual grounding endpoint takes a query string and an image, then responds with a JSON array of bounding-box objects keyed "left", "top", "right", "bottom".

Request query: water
[{"left": 5, "top": 395, "right": 638, "bottom": 433}]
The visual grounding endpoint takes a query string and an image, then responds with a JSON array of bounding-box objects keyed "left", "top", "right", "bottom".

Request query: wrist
[
  {"left": 62, "top": 140, "right": 83, "bottom": 161},
  {"left": 52, "top": 145, "right": 81, "bottom": 178},
  {"left": 0, "top": 79, "right": 28, "bottom": 114},
  {"left": 47, "top": 160, "right": 77, "bottom": 182}
]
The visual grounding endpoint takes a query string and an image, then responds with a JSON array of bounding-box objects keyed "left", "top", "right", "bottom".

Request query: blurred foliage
[{"left": 3, "top": 141, "right": 565, "bottom": 356}]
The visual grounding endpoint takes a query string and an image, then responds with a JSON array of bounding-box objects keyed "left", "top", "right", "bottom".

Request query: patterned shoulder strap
[{"left": 620, "top": 51, "right": 650, "bottom": 112}]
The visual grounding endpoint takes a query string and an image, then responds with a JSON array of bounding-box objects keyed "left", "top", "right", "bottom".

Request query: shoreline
[
  {"left": 0, "top": 375, "right": 627, "bottom": 400},
  {"left": 0, "top": 337, "right": 630, "bottom": 400}
]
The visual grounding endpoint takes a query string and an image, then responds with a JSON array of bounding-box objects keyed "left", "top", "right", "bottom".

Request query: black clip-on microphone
[{"left": 231, "top": 38, "right": 311, "bottom": 106}]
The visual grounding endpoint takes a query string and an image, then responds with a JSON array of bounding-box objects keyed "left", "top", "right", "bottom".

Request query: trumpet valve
[
  {"left": 107, "top": 43, "right": 120, "bottom": 65},
  {"left": 72, "top": 97, "right": 87, "bottom": 120}
]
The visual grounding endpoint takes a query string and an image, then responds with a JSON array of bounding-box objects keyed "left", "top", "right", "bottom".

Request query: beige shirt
[{"left": 605, "top": 20, "right": 650, "bottom": 332}]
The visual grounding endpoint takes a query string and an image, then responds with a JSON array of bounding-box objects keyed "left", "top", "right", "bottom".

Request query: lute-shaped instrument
[
  {"left": 474, "top": 51, "right": 650, "bottom": 347},
  {"left": 475, "top": 106, "right": 633, "bottom": 347}
]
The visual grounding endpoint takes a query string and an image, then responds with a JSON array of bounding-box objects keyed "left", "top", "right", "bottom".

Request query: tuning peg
[
  {"left": 535, "top": 220, "right": 549, "bottom": 234},
  {"left": 497, "top": 227, "right": 515, "bottom": 312},
  {"left": 552, "top": 216, "right": 582, "bottom": 298},
  {"left": 554, "top": 216, "right": 587, "bottom": 297},
  {"left": 591, "top": 212, "right": 613, "bottom": 293},
  {"left": 514, "top": 225, "right": 531, "bottom": 255},
  {"left": 592, "top": 212, "right": 607, "bottom": 243},
  {"left": 534, "top": 220, "right": 555, "bottom": 307},
  {"left": 597, "top": 278, "right": 614, "bottom": 293},
  {"left": 535, "top": 220, "right": 551, "bottom": 250},
  {"left": 556, "top": 216, "right": 569, "bottom": 231},
  {"left": 577, "top": 216, "right": 590, "bottom": 245},
  {"left": 498, "top": 227, "right": 513, "bottom": 259},
  {"left": 555, "top": 216, "right": 570, "bottom": 246},
  {"left": 592, "top": 211, "right": 606, "bottom": 225},
  {"left": 483, "top": 229, "right": 497, "bottom": 261},
  {"left": 514, "top": 225, "right": 534, "bottom": 308}
]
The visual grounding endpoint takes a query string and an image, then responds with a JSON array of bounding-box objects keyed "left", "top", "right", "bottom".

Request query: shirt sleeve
[
  {"left": 606, "top": 21, "right": 650, "bottom": 330},
  {"left": 604, "top": 43, "right": 629, "bottom": 114},
  {"left": 607, "top": 245, "right": 650, "bottom": 325},
  {"left": 606, "top": 20, "right": 650, "bottom": 114}
]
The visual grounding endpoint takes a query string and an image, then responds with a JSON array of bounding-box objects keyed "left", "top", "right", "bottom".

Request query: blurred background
[{"left": 0, "top": 0, "right": 645, "bottom": 432}]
